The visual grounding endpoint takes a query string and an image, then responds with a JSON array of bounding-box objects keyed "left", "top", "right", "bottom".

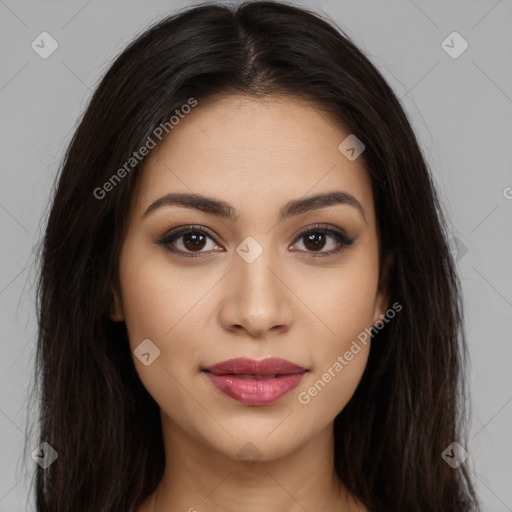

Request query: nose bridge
[
  {"left": 223, "top": 234, "right": 292, "bottom": 334},
  {"left": 235, "top": 235, "right": 282, "bottom": 303}
]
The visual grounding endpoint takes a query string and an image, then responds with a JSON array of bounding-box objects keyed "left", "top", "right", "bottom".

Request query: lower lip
[{"left": 204, "top": 372, "right": 306, "bottom": 406}]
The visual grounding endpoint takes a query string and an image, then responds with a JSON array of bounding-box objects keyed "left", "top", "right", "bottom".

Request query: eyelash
[{"left": 157, "top": 223, "right": 355, "bottom": 259}]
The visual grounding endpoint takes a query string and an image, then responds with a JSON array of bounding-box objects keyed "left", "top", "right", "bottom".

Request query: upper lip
[{"left": 202, "top": 357, "right": 307, "bottom": 376}]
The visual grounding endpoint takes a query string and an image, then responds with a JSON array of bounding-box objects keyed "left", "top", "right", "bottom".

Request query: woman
[{"left": 30, "top": 1, "right": 480, "bottom": 510}]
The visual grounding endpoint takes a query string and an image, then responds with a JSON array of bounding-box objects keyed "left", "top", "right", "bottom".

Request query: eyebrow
[{"left": 143, "top": 190, "right": 366, "bottom": 224}]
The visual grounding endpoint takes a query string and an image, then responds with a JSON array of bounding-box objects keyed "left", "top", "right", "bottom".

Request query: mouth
[{"left": 201, "top": 357, "right": 308, "bottom": 406}]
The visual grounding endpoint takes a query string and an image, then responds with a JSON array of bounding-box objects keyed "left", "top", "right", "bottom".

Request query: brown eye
[
  {"left": 292, "top": 225, "right": 355, "bottom": 257},
  {"left": 182, "top": 232, "right": 208, "bottom": 251},
  {"left": 158, "top": 225, "right": 222, "bottom": 258},
  {"left": 303, "top": 232, "right": 328, "bottom": 251}
]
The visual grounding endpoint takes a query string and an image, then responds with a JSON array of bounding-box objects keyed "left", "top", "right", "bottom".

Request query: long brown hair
[{"left": 29, "top": 1, "right": 480, "bottom": 510}]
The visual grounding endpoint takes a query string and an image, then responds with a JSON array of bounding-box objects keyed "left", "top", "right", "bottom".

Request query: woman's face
[{"left": 112, "top": 94, "right": 389, "bottom": 461}]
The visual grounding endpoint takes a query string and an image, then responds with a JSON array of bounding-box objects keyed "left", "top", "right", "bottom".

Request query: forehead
[{"left": 132, "top": 94, "right": 374, "bottom": 223}]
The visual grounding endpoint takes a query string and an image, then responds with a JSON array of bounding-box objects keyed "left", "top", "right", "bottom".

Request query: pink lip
[{"left": 202, "top": 357, "right": 308, "bottom": 406}]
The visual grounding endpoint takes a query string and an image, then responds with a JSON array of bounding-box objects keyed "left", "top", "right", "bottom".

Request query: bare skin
[{"left": 110, "top": 94, "right": 388, "bottom": 512}]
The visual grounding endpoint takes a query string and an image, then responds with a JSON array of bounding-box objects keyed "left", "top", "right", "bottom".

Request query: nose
[{"left": 218, "top": 243, "right": 294, "bottom": 339}]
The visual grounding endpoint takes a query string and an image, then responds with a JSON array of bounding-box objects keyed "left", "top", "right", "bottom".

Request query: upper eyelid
[
  {"left": 162, "top": 223, "right": 346, "bottom": 236},
  {"left": 162, "top": 224, "right": 219, "bottom": 242}
]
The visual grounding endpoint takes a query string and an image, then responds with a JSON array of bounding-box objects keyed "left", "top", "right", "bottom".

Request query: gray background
[{"left": 1, "top": 0, "right": 511, "bottom": 510}]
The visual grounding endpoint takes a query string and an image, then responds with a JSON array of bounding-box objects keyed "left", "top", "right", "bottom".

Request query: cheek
[
  {"left": 293, "top": 252, "right": 378, "bottom": 413},
  {"left": 297, "top": 277, "right": 373, "bottom": 416},
  {"left": 294, "top": 252, "right": 380, "bottom": 344},
  {"left": 118, "top": 242, "right": 208, "bottom": 346},
  {"left": 117, "top": 252, "right": 205, "bottom": 418},
  {"left": 118, "top": 244, "right": 211, "bottom": 392}
]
